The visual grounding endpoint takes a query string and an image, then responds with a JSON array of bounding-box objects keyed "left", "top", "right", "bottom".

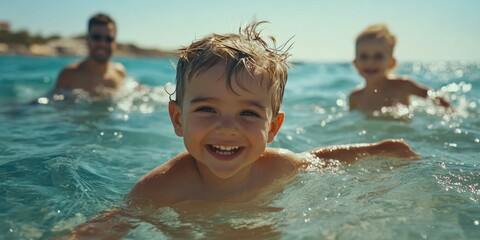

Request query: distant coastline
[{"left": 0, "top": 30, "right": 177, "bottom": 58}]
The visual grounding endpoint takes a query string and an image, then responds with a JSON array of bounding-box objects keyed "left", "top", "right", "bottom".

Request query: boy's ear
[
  {"left": 168, "top": 100, "right": 184, "bottom": 137},
  {"left": 352, "top": 59, "right": 360, "bottom": 70},
  {"left": 267, "top": 111, "right": 285, "bottom": 143},
  {"left": 389, "top": 57, "right": 397, "bottom": 69}
]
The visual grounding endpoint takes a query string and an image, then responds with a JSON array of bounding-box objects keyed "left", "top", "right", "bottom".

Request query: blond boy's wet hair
[
  {"left": 172, "top": 20, "right": 291, "bottom": 117},
  {"left": 356, "top": 24, "right": 396, "bottom": 55}
]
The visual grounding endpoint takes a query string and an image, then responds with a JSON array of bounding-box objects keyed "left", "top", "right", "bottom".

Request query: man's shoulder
[
  {"left": 58, "top": 62, "right": 84, "bottom": 78},
  {"left": 111, "top": 62, "right": 127, "bottom": 76},
  {"left": 61, "top": 61, "right": 84, "bottom": 71},
  {"left": 55, "top": 62, "right": 84, "bottom": 88}
]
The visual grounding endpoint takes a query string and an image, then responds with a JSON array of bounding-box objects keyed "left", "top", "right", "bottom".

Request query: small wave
[{"left": 31, "top": 76, "right": 171, "bottom": 114}]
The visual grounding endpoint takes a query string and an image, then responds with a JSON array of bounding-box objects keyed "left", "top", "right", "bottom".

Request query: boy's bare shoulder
[
  {"left": 388, "top": 76, "right": 417, "bottom": 86},
  {"left": 349, "top": 87, "right": 364, "bottom": 98},
  {"left": 126, "top": 152, "right": 198, "bottom": 207},
  {"left": 388, "top": 76, "right": 428, "bottom": 94},
  {"left": 348, "top": 87, "right": 365, "bottom": 109},
  {"left": 259, "top": 148, "right": 306, "bottom": 172}
]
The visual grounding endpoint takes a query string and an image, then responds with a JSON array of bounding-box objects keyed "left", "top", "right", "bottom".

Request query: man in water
[{"left": 53, "top": 13, "right": 126, "bottom": 98}]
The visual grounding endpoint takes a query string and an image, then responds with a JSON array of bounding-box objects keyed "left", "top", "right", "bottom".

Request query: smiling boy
[
  {"left": 349, "top": 24, "right": 452, "bottom": 113},
  {"left": 125, "top": 21, "right": 419, "bottom": 208}
]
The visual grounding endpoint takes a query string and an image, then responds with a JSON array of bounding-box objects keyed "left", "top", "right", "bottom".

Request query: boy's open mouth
[{"left": 207, "top": 144, "right": 243, "bottom": 158}]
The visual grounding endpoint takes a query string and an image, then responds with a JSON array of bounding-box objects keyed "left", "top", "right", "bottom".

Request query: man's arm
[{"left": 307, "top": 139, "right": 419, "bottom": 165}]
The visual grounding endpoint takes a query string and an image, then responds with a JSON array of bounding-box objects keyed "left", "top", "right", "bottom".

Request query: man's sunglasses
[{"left": 89, "top": 33, "right": 115, "bottom": 43}]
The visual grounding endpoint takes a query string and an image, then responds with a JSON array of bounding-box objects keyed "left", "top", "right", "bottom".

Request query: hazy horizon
[{"left": 1, "top": 0, "right": 479, "bottom": 62}]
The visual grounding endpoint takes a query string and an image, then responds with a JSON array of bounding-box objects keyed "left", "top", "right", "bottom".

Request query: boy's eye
[
  {"left": 241, "top": 110, "right": 260, "bottom": 117},
  {"left": 195, "top": 106, "right": 215, "bottom": 113},
  {"left": 373, "top": 53, "right": 384, "bottom": 61},
  {"left": 359, "top": 54, "right": 369, "bottom": 61}
]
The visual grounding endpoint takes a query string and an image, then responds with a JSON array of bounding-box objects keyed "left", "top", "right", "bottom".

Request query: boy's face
[
  {"left": 169, "top": 63, "right": 284, "bottom": 179},
  {"left": 353, "top": 38, "right": 396, "bottom": 83},
  {"left": 87, "top": 23, "right": 116, "bottom": 63}
]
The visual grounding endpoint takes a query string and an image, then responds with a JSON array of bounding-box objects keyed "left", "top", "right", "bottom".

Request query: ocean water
[{"left": 0, "top": 55, "right": 479, "bottom": 239}]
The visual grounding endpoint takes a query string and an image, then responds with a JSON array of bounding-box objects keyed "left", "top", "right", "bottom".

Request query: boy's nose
[{"left": 216, "top": 116, "right": 238, "bottom": 135}]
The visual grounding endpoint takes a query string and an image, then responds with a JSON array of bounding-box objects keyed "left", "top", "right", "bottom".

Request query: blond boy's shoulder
[
  {"left": 348, "top": 87, "right": 365, "bottom": 108},
  {"left": 388, "top": 76, "right": 416, "bottom": 85},
  {"left": 349, "top": 87, "right": 364, "bottom": 97}
]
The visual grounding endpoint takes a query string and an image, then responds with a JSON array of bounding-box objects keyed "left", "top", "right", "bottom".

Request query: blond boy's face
[
  {"left": 353, "top": 38, "right": 396, "bottom": 83},
  {"left": 169, "top": 63, "right": 284, "bottom": 179}
]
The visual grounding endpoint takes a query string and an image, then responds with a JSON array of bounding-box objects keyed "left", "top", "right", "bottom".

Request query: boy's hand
[{"left": 375, "top": 139, "right": 420, "bottom": 160}]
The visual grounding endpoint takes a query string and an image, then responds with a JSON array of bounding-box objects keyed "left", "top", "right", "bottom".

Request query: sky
[{"left": 1, "top": 0, "right": 480, "bottom": 62}]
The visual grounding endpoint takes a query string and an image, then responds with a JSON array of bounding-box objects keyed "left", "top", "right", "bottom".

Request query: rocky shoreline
[{"left": 0, "top": 37, "right": 177, "bottom": 58}]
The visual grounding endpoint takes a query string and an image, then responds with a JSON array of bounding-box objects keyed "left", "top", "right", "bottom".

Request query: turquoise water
[{"left": 0, "top": 55, "right": 479, "bottom": 239}]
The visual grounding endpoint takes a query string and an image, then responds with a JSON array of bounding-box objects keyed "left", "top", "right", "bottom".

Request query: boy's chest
[{"left": 357, "top": 89, "right": 410, "bottom": 110}]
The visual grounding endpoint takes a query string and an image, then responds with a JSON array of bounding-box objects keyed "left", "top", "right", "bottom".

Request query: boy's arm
[
  {"left": 307, "top": 139, "right": 419, "bottom": 165},
  {"left": 69, "top": 207, "right": 134, "bottom": 239},
  {"left": 406, "top": 80, "right": 453, "bottom": 109}
]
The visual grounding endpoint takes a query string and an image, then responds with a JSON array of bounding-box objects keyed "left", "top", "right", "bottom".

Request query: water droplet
[
  {"left": 37, "top": 97, "right": 49, "bottom": 105},
  {"left": 441, "top": 162, "right": 446, "bottom": 169},
  {"left": 448, "top": 143, "right": 457, "bottom": 147}
]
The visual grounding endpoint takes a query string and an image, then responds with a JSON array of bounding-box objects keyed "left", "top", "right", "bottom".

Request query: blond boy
[{"left": 349, "top": 24, "right": 452, "bottom": 112}]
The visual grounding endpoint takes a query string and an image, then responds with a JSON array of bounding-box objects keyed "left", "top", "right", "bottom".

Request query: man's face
[{"left": 87, "top": 23, "right": 116, "bottom": 63}]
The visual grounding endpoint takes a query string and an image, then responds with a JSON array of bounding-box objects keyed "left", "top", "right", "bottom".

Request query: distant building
[{"left": 0, "top": 21, "right": 10, "bottom": 31}]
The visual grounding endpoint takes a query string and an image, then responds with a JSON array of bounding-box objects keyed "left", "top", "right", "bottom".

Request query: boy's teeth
[
  {"left": 210, "top": 145, "right": 241, "bottom": 155},
  {"left": 212, "top": 145, "right": 240, "bottom": 151}
]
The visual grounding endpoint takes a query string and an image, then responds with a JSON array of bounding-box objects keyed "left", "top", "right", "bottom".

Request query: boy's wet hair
[
  {"left": 356, "top": 24, "right": 396, "bottom": 55},
  {"left": 88, "top": 13, "right": 116, "bottom": 33},
  {"left": 173, "top": 20, "right": 291, "bottom": 117}
]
